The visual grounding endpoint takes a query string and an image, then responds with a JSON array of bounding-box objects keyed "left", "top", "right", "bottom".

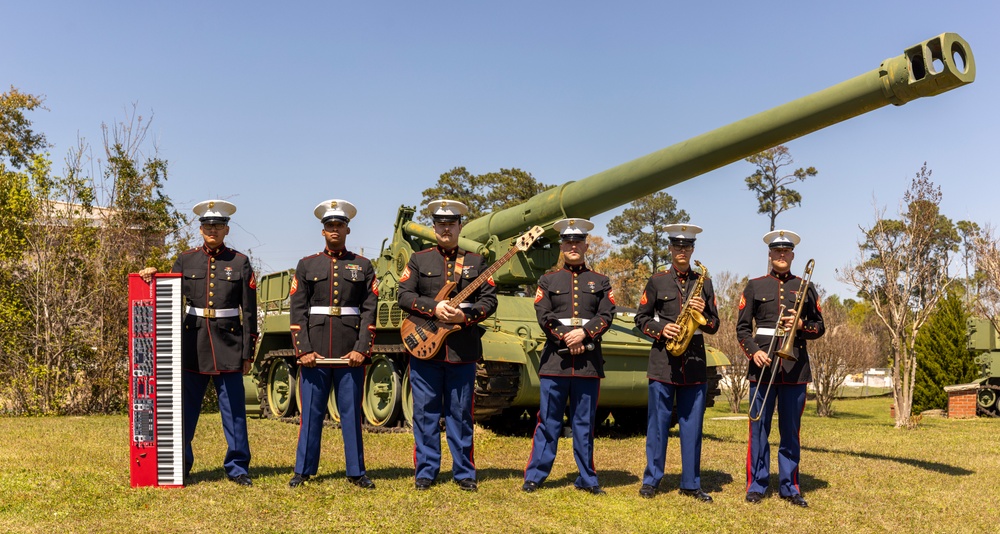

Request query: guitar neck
[{"left": 447, "top": 246, "right": 519, "bottom": 307}]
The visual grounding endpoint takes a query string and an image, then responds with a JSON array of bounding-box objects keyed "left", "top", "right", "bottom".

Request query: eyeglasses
[{"left": 201, "top": 224, "right": 227, "bottom": 232}]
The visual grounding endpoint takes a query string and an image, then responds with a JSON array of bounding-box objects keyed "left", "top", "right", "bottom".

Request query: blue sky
[{"left": 4, "top": 1, "right": 997, "bottom": 298}]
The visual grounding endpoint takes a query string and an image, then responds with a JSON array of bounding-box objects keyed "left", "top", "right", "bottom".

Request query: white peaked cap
[
  {"left": 427, "top": 199, "right": 469, "bottom": 220},
  {"left": 664, "top": 223, "right": 703, "bottom": 242},
  {"left": 193, "top": 200, "right": 236, "bottom": 222},
  {"left": 313, "top": 199, "right": 358, "bottom": 223},
  {"left": 553, "top": 218, "right": 595, "bottom": 240},
  {"left": 763, "top": 229, "right": 801, "bottom": 249}
]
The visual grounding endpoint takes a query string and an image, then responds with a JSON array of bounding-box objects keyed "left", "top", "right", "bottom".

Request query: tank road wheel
[
  {"left": 266, "top": 358, "right": 298, "bottom": 418},
  {"left": 401, "top": 366, "right": 414, "bottom": 426},
  {"left": 363, "top": 355, "right": 403, "bottom": 427},
  {"left": 293, "top": 368, "right": 342, "bottom": 422},
  {"left": 977, "top": 386, "right": 998, "bottom": 416},
  {"left": 328, "top": 385, "right": 342, "bottom": 423}
]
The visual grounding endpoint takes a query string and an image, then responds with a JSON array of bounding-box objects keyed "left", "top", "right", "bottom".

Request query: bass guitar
[{"left": 401, "top": 226, "right": 544, "bottom": 359}]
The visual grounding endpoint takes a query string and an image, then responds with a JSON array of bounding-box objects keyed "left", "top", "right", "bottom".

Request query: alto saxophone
[{"left": 664, "top": 260, "right": 708, "bottom": 357}]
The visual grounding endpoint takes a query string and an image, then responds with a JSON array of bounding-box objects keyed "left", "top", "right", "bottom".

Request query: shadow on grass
[
  {"left": 802, "top": 444, "right": 974, "bottom": 476},
  {"left": 651, "top": 469, "right": 736, "bottom": 494},
  {"left": 702, "top": 431, "right": 974, "bottom": 476},
  {"left": 547, "top": 469, "right": 641, "bottom": 489},
  {"left": 186, "top": 463, "right": 292, "bottom": 485}
]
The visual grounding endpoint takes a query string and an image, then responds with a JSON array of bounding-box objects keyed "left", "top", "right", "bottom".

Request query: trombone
[
  {"left": 747, "top": 305, "right": 785, "bottom": 422},
  {"left": 747, "top": 259, "right": 816, "bottom": 422}
]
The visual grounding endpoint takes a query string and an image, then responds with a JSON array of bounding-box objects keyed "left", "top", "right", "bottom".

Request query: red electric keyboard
[{"left": 128, "top": 273, "right": 184, "bottom": 488}]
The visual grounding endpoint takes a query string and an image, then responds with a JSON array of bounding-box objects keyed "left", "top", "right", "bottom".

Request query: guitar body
[{"left": 401, "top": 281, "right": 463, "bottom": 360}]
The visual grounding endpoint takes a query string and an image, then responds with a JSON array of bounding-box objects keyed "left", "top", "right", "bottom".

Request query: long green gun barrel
[{"left": 456, "top": 33, "right": 974, "bottom": 244}]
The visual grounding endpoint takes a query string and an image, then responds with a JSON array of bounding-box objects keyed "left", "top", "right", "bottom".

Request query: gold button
[
  {"left": 210, "top": 258, "right": 215, "bottom": 263},
  {"left": 208, "top": 301, "right": 214, "bottom": 306},
  {"left": 334, "top": 265, "right": 339, "bottom": 270},
  {"left": 210, "top": 274, "right": 215, "bottom": 279},
  {"left": 210, "top": 283, "right": 215, "bottom": 288},
  {"left": 313, "top": 277, "right": 318, "bottom": 281},
  {"left": 574, "top": 303, "right": 579, "bottom": 307},
  {"left": 334, "top": 299, "right": 340, "bottom": 304},
  {"left": 334, "top": 282, "right": 339, "bottom": 287},
  {"left": 332, "top": 259, "right": 337, "bottom": 263},
  {"left": 334, "top": 273, "right": 339, "bottom": 278},
  {"left": 334, "top": 291, "right": 339, "bottom": 295},
  {"left": 574, "top": 312, "right": 579, "bottom": 317},
  {"left": 211, "top": 265, "right": 216, "bottom": 270},
  {"left": 209, "top": 292, "right": 215, "bottom": 297}
]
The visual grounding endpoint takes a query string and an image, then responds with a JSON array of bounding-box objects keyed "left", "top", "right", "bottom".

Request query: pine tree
[{"left": 912, "top": 289, "right": 979, "bottom": 413}]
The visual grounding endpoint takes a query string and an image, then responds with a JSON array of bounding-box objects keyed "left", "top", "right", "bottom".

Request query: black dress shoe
[
  {"left": 228, "top": 474, "right": 253, "bottom": 487},
  {"left": 679, "top": 488, "right": 713, "bottom": 502},
  {"left": 288, "top": 473, "right": 310, "bottom": 488},
  {"left": 576, "top": 485, "right": 607, "bottom": 495},
  {"left": 746, "top": 491, "right": 764, "bottom": 504},
  {"left": 415, "top": 478, "right": 434, "bottom": 490},
  {"left": 522, "top": 480, "right": 540, "bottom": 493},
  {"left": 638, "top": 484, "right": 657, "bottom": 499},
  {"left": 455, "top": 478, "right": 478, "bottom": 492},
  {"left": 348, "top": 475, "right": 375, "bottom": 490},
  {"left": 782, "top": 494, "right": 808, "bottom": 507}
]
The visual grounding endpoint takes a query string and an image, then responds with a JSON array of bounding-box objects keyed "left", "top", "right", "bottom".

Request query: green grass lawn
[{"left": 1, "top": 397, "right": 998, "bottom": 533}]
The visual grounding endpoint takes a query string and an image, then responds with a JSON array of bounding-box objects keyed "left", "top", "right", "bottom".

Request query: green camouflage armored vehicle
[
  {"left": 246, "top": 33, "right": 975, "bottom": 428},
  {"left": 968, "top": 318, "right": 1000, "bottom": 416}
]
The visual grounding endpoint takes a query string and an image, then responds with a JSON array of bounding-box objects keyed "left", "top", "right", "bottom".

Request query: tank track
[{"left": 474, "top": 361, "right": 521, "bottom": 419}]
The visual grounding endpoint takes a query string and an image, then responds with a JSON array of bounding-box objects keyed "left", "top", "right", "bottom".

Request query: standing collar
[
  {"left": 202, "top": 243, "right": 226, "bottom": 256},
  {"left": 565, "top": 263, "right": 588, "bottom": 273},
  {"left": 771, "top": 270, "right": 795, "bottom": 282},
  {"left": 437, "top": 246, "right": 459, "bottom": 259},
  {"left": 325, "top": 248, "right": 348, "bottom": 258}
]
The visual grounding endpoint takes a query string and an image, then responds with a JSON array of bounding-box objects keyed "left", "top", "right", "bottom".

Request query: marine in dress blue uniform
[
  {"left": 143, "top": 200, "right": 258, "bottom": 486},
  {"left": 634, "top": 224, "right": 719, "bottom": 502},
  {"left": 397, "top": 200, "right": 498, "bottom": 492},
  {"left": 737, "top": 230, "right": 824, "bottom": 507},
  {"left": 287, "top": 200, "right": 378, "bottom": 490},
  {"left": 523, "top": 219, "right": 616, "bottom": 495}
]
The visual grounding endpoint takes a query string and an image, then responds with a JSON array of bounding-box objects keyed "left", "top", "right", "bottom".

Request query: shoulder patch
[
  {"left": 289, "top": 276, "right": 298, "bottom": 295},
  {"left": 487, "top": 275, "right": 495, "bottom": 287},
  {"left": 640, "top": 291, "right": 647, "bottom": 306},
  {"left": 372, "top": 277, "right": 379, "bottom": 296},
  {"left": 249, "top": 272, "right": 257, "bottom": 290},
  {"left": 608, "top": 288, "right": 616, "bottom": 305},
  {"left": 399, "top": 265, "right": 411, "bottom": 282},
  {"left": 738, "top": 293, "right": 746, "bottom": 310},
  {"left": 816, "top": 300, "right": 822, "bottom": 313},
  {"left": 534, "top": 286, "right": 544, "bottom": 303}
]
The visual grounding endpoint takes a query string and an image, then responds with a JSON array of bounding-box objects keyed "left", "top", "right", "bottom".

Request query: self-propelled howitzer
[{"left": 249, "top": 33, "right": 975, "bottom": 429}]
